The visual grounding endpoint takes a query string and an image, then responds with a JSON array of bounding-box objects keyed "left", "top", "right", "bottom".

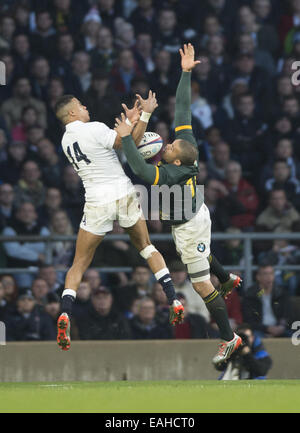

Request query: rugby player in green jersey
[{"left": 116, "top": 44, "right": 242, "bottom": 364}]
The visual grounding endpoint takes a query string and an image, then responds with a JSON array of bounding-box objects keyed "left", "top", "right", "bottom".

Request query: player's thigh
[
  {"left": 72, "top": 228, "right": 104, "bottom": 268},
  {"left": 172, "top": 205, "right": 211, "bottom": 264}
]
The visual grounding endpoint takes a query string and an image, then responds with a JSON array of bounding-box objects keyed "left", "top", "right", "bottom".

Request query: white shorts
[
  {"left": 171, "top": 204, "right": 211, "bottom": 265},
  {"left": 80, "top": 192, "right": 142, "bottom": 236}
]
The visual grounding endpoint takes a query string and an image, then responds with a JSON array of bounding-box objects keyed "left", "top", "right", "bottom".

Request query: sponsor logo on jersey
[{"left": 197, "top": 242, "right": 206, "bottom": 253}]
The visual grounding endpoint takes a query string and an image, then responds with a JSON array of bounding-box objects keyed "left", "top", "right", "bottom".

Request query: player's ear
[{"left": 174, "top": 159, "right": 182, "bottom": 166}]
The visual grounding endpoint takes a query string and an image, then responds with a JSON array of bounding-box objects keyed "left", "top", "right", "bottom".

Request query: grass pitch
[{"left": 0, "top": 380, "right": 299, "bottom": 413}]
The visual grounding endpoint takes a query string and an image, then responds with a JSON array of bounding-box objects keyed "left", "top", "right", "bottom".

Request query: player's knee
[
  {"left": 140, "top": 244, "right": 158, "bottom": 260},
  {"left": 187, "top": 260, "right": 210, "bottom": 283}
]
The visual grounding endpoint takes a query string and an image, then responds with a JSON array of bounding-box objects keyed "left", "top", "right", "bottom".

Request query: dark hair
[
  {"left": 178, "top": 140, "right": 199, "bottom": 166},
  {"left": 54, "top": 94, "right": 75, "bottom": 117}
]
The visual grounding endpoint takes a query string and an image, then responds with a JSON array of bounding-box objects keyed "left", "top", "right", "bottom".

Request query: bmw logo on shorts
[{"left": 197, "top": 243, "right": 206, "bottom": 253}]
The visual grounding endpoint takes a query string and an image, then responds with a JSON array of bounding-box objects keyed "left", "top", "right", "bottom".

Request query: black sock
[
  {"left": 61, "top": 294, "right": 75, "bottom": 317},
  {"left": 203, "top": 289, "right": 234, "bottom": 341},
  {"left": 157, "top": 273, "right": 177, "bottom": 305},
  {"left": 208, "top": 254, "right": 230, "bottom": 284}
]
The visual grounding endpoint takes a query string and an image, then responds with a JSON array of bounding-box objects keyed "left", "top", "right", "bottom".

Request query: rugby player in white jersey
[{"left": 54, "top": 92, "right": 184, "bottom": 350}]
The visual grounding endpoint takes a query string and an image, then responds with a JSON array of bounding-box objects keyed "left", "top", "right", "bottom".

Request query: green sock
[
  {"left": 208, "top": 254, "right": 230, "bottom": 284},
  {"left": 203, "top": 289, "right": 234, "bottom": 341}
]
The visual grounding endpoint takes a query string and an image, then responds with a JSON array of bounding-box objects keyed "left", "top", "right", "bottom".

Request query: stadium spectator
[
  {"left": 204, "top": 179, "right": 231, "bottom": 232},
  {"left": 71, "top": 51, "right": 92, "bottom": 95},
  {"left": 37, "top": 187, "right": 64, "bottom": 228},
  {"left": 133, "top": 32, "right": 155, "bottom": 74},
  {"left": 49, "top": 210, "right": 74, "bottom": 269},
  {"left": 237, "top": 5, "right": 279, "bottom": 56},
  {"left": 2, "top": 201, "right": 50, "bottom": 288},
  {"left": 96, "top": 0, "right": 123, "bottom": 30},
  {"left": 5, "top": 290, "right": 56, "bottom": 341},
  {"left": 129, "top": 0, "right": 157, "bottom": 36},
  {"left": 0, "top": 0, "right": 299, "bottom": 342},
  {"left": 190, "top": 80, "right": 213, "bottom": 130},
  {"left": 0, "top": 76, "right": 47, "bottom": 130},
  {"left": 60, "top": 165, "right": 85, "bottom": 229},
  {"left": 76, "top": 286, "right": 132, "bottom": 340},
  {"left": 78, "top": 9, "right": 102, "bottom": 52},
  {"left": 30, "top": 57, "right": 51, "bottom": 102},
  {"left": 263, "top": 159, "right": 300, "bottom": 206},
  {"left": 223, "top": 161, "right": 260, "bottom": 230},
  {"left": 115, "top": 19, "right": 136, "bottom": 50},
  {"left": 114, "top": 264, "right": 153, "bottom": 316},
  {"left": 154, "top": 7, "right": 182, "bottom": 54},
  {"left": 89, "top": 26, "right": 117, "bottom": 73},
  {"left": 0, "top": 274, "right": 18, "bottom": 313},
  {"left": 29, "top": 10, "right": 57, "bottom": 59},
  {"left": 256, "top": 188, "right": 300, "bottom": 232},
  {"left": 217, "top": 227, "right": 244, "bottom": 267},
  {"left": 236, "top": 32, "right": 276, "bottom": 77},
  {"left": 260, "top": 138, "right": 300, "bottom": 189},
  {"left": 0, "top": 183, "right": 15, "bottom": 231},
  {"left": 72, "top": 280, "right": 92, "bottom": 321},
  {"left": 51, "top": 33, "right": 75, "bottom": 83},
  {"left": 37, "top": 265, "right": 63, "bottom": 294},
  {"left": 242, "top": 265, "right": 291, "bottom": 338},
  {"left": 11, "top": 105, "right": 39, "bottom": 143},
  {"left": 36, "top": 138, "right": 64, "bottom": 188},
  {"left": 44, "top": 292, "right": 61, "bottom": 328},
  {"left": 0, "top": 14, "right": 15, "bottom": 50},
  {"left": 31, "top": 278, "right": 50, "bottom": 306},
  {"left": 224, "top": 92, "right": 270, "bottom": 174},
  {"left": 110, "top": 48, "right": 142, "bottom": 95},
  {"left": 207, "top": 141, "right": 231, "bottom": 181},
  {"left": 148, "top": 49, "right": 178, "bottom": 103},
  {"left": 83, "top": 269, "right": 102, "bottom": 291},
  {"left": 129, "top": 297, "right": 172, "bottom": 339},
  {"left": 83, "top": 70, "right": 121, "bottom": 128},
  {"left": 12, "top": 33, "right": 33, "bottom": 76},
  {"left": 174, "top": 293, "right": 214, "bottom": 339},
  {"left": 151, "top": 281, "right": 170, "bottom": 325},
  {"left": 14, "top": 160, "right": 46, "bottom": 208}
]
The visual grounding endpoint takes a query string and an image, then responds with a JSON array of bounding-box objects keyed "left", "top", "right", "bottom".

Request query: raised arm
[
  {"left": 113, "top": 91, "right": 158, "bottom": 150},
  {"left": 115, "top": 113, "right": 158, "bottom": 184},
  {"left": 175, "top": 43, "right": 200, "bottom": 147}
]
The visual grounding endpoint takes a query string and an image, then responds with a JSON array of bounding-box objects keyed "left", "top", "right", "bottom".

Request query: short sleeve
[{"left": 89, "top": 121, "right": 117, "bottom": 150}]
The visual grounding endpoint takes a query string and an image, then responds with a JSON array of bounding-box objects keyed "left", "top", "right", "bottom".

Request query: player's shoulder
[{"left": 87, "top": 121, "right": 109, "bottom": 131}]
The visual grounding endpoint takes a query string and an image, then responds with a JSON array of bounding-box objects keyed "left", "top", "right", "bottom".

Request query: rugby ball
[{"left": 138, "top": 132, "right": 163, "bottom": 160}]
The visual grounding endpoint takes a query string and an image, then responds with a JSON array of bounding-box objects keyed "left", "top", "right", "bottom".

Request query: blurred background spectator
[{"left": 0, "top": 0, "right": 299, "bottom": 342}]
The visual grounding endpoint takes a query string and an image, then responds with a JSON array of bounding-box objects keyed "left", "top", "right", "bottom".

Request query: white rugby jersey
[{"left": 62, "top": 120, "right": 134, "bottom": 204}]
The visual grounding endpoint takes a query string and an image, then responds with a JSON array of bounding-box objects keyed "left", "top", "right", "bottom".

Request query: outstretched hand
[
  {"left": 180, "top": 43, "right": 201, "bottom": 72},
  {"left": 114, "top": 113, "right": 137, "bottom": 137},
  {"left": 136, "top": 90, "right": 158, "bottom": 114},
  {"left": 122, "top": 99, "right": 141, "bottom": 123}
]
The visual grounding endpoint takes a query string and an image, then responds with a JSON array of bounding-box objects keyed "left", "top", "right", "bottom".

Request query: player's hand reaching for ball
[
  {"left": 122, "top": 99, "right": 141, "bottom": 124},
  {"left": 136, "top": 90, "right": 158, "bottom": 114},
  {"left": 114, "top": 113, "right": 137, "bottom": 137},
  {"left": 180, "top": 43, "right": 201, "bottom": 72}
]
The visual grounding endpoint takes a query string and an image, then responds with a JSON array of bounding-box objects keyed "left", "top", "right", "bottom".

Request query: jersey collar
[{"left": 65, "top": 120, "right": 84, "bottom": 130}]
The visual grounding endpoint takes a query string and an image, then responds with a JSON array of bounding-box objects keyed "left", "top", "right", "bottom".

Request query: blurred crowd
[{"left": 0, "top": 0, "right": 300, "bottom": 341}]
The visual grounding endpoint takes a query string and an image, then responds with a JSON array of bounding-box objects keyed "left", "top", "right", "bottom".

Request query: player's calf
[{"left": 140, "top": 245, "right": 184, "bottom": 325}]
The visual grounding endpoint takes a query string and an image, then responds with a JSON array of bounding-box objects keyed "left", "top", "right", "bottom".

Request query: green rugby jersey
[{"left": 122, "top": 71, "right": 200, "bottom": 225}]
